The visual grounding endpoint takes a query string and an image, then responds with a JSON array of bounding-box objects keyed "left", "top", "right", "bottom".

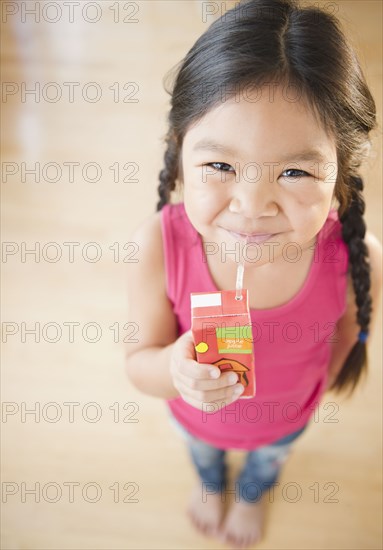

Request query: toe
[
  {"left": 205, "top": 522, "right": 217, "bottom": 536},
  {"left": 217, "top": 530, "right": 227, "bottom": 544},
  {"left": 231, "top": 535, "right": 242, "bottom": 550},
  {"left": 195, "top": 518, "right": 204, "bottom": 532},
  {"left": 221, "top": 527, "right": 232, "bottom": 545},
  {"left": 227, "top": 532, "right": 238, "bottom": 547}
]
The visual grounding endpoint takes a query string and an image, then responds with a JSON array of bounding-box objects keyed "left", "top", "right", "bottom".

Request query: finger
[
  {"left": 180, "top": 384, "right": 245, "bottom": 411},
  {"left": 183, "top": 372, "right": 238, "bottom": 392},
  {"left": 180, "top": 330, "right": 197, "bottom": 356},
  {"left": 176, "top": 357, "right": 221, "bottom": 381},
  {"left": 175, "top": 372, "right": 244, "bottom": 403},
  {"left": 203, "top": 382, "right": 245, "bottom": 403},
  {"left": 175, "top": 369, "right": 239, "bottom": 391}
]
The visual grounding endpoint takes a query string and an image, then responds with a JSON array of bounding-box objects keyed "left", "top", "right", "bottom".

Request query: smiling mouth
[{"left": 227, "top": 230, "right": 280, "bottom": 244}]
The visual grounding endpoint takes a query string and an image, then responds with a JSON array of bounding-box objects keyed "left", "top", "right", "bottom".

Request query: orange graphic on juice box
[
  {"left": 191, "top": 289, "right": 256, "bottom": 398},
  {"left": 212, "top": 358, "right": 252, "bottom": 388}
]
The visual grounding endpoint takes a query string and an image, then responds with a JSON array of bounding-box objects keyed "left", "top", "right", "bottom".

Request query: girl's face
[{"left": 181, "top": 84, "right": 338, "bottom": 270}]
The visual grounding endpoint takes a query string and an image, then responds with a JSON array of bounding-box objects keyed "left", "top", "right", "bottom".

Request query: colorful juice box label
[{"left": 191, "top": 289, "right": 256, "bottom": 398}]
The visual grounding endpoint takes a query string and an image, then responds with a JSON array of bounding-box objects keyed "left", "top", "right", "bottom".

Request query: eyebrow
[{"left": 192, "top": 139, "right": 328, "bottom": 163}]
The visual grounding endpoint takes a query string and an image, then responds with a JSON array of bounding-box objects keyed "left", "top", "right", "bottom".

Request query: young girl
[{"left": 125, "top": 1, "right": 382, "bottom": 547}]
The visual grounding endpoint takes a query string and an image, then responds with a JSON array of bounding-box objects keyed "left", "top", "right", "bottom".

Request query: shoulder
[
  {"left": 127, "top": 210, "right": 167, "bottom": 294},
  {"left": 129, "top": 210, "right": 164, "bottom": 264},
  {"left": 125, "top": 209, "right": 178, "bottom": 357},
  {"left": 365, "top": 230, "right": 383, "bottom": 309},
  {"left": 131, "top": 203, "right": 184, "bottom": 243},
  {"left": 365, "top": 231, "right": 383, "bottom": 278}
]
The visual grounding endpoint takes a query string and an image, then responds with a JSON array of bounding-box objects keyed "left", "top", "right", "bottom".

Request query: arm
[
  {"left": 124, "top": 211, "right": 180, "bottom": 400},
  {"left": 123, "top": 210, "right": 243, "bottom": 410},
  {"left": 326, "top": 231, "right": 383, "bottom": 389}
]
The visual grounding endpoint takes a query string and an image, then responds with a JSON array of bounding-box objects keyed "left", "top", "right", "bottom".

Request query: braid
[
  {"left": 330, "top": 175, "right": 372, "bottom": 395},
  {"left": 156, "top": 130, "right": 179, "bottom": 212}
]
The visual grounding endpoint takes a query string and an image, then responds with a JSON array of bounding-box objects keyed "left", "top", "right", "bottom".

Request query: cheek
[
  {"left": 287, "top": 184, "right": 335, "bottom": 237},
  {"left": 288, "top": 180, "right": 334, "bottom": 207},
  {"left": 183, "top": 182, "right": 224, "bottom": 228},
  {"left": 184, "top": 171, "right": 229, "bottom": 208}
]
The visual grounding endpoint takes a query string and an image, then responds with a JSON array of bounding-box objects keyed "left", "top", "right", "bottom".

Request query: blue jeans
[{"left": 169, "top": 413, "right": 308, "bottom": 504}]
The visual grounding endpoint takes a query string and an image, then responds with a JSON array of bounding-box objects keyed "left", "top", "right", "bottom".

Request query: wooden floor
[{"left": 1, "top": 1, "right": 382, "bottom": 549}]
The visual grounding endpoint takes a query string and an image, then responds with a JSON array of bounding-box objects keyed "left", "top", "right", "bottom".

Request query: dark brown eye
[
  {"left": 282, "top": 169, "right": 309, "bottom": 178},
  {"left": 207, "top": 162, "right": 235, "bottom": 172}
]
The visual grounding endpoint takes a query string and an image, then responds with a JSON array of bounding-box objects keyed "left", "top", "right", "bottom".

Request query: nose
[{"left": 229, "top": 171, "right": 280, "bottom": 219}]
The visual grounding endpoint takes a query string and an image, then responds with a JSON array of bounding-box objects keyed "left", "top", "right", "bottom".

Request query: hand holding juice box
[{"left": 190, "top": 289, "right": 256, "bottom": 398}]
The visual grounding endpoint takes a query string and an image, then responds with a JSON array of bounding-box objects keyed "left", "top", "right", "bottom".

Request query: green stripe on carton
[{"left": 216, "top": 326, "right": 252, "bottom": 339}]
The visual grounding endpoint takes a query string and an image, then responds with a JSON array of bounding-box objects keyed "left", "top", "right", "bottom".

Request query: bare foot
[
  {"left": 186, "top": 483, "right": 225, "bottom": 538},
  {"left": 219, "top": 496, "right": 265, "bottom": 549}
]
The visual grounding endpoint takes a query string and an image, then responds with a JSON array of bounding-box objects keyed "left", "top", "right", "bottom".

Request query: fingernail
[
  {"left": 234, "top": 384, "right": 244, "bottom": 395},
  {"left": 209, "top": 368, "right": 220, "bottom": 379},
  {"left": 228, "top": 373, "right": 238, "bottom": 384}
]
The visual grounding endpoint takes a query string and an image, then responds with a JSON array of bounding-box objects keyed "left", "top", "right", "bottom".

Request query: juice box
[{"left": 190, "top": 289, "right": 256, "bottom": 398}]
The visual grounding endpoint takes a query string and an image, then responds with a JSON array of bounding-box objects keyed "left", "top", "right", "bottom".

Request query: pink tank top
[{"left": 161, "top": 203, "right": 349, "bottom": 450}]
